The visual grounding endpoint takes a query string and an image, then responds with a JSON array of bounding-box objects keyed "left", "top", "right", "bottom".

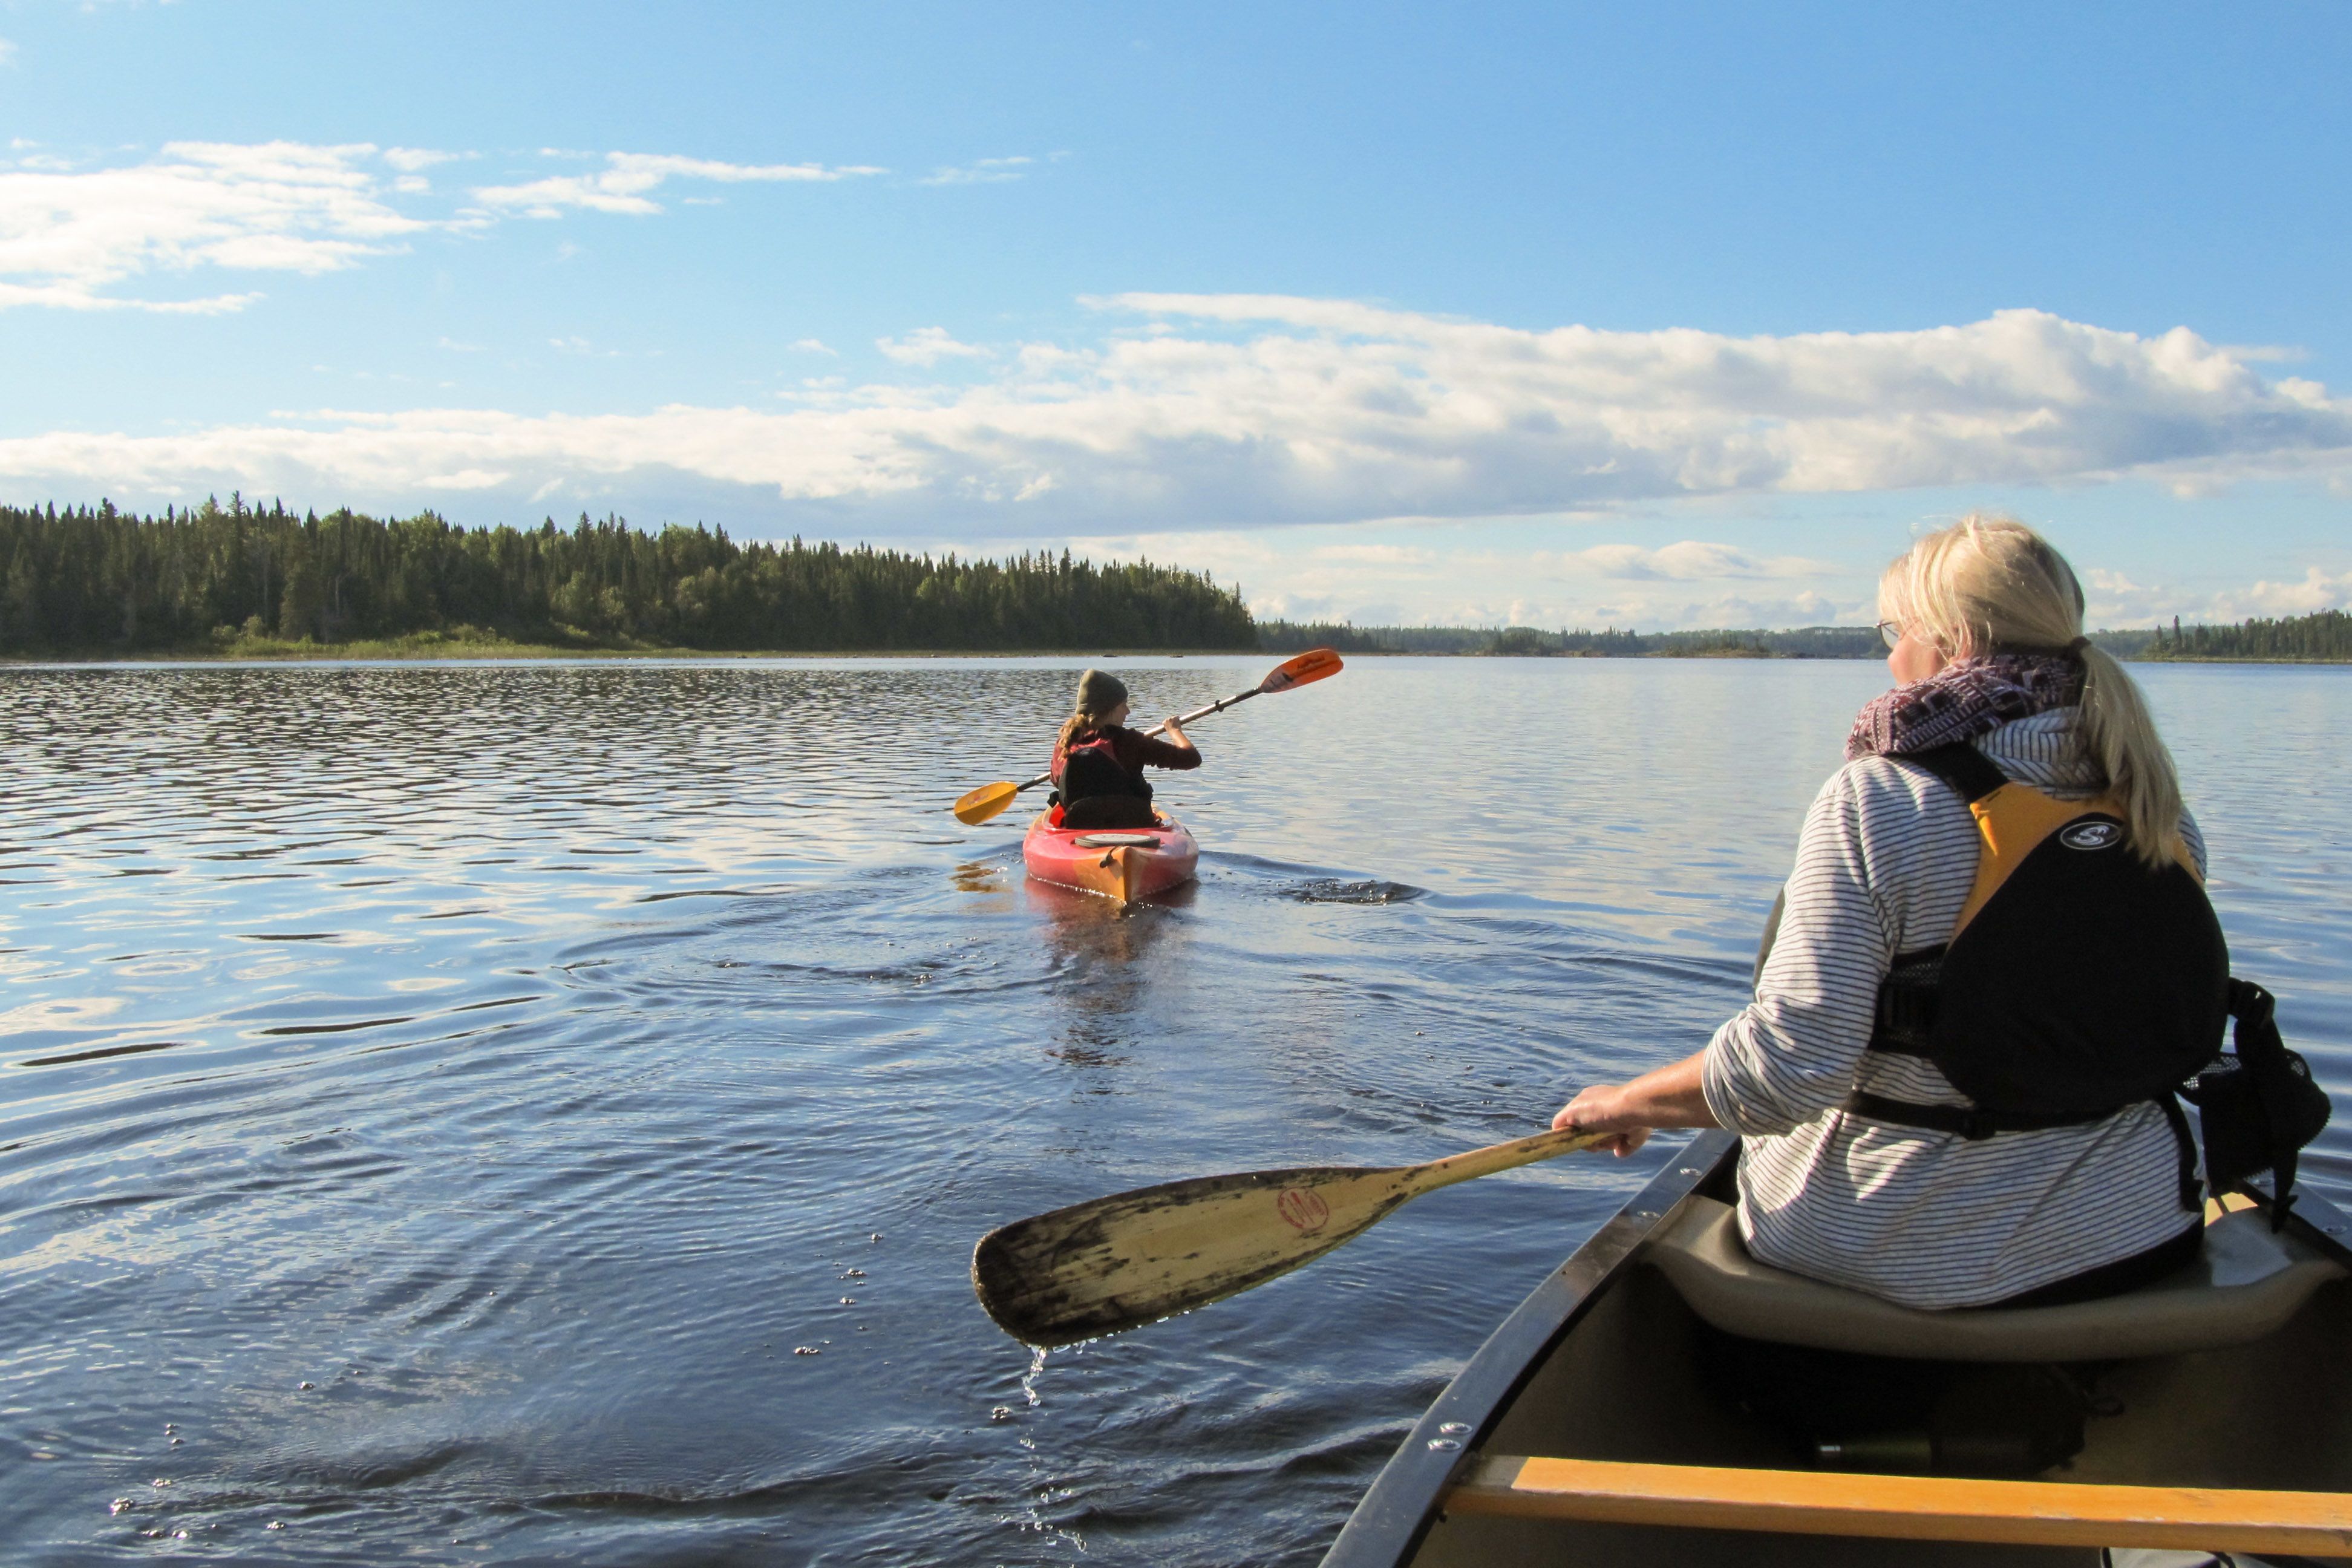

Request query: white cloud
[
  {"left": 4, "top": 297, "right": 2348, "bottom": 534},
  {"left": 790, "top": 338, "right": 836, "bottom": 355},
  {"left": 383, "top": 147, "right": 466, "bottom": 173},
  {"left": 875, "top": 326, "right": 989, "bottom": 365},
  {"left": 2226, "top": 566, "right": 2352, "bottom": 618},
  {"left": 1555, "top": 540, "right": 1827, "bottom": 581},
  {"left": 1043, "top": 526, "right": 1866, "bottom": 630},
  {"left": 0, "top": 140, "right": 441, "bottom": 311},
  {"left": 0, "top": 142, "right": 886, "bottom": 310},
  {"left": 472, "top": 152, "right": 884, "bottom": 218},
  {"left": 0, "top": 38, "right": 17, "bottom": 68},
  {"left": 2079, "top": 564, "right": 2352, "bottom": 628},
  {"left": 920, "top": 155, "right": 1034, "bottom": 186}
]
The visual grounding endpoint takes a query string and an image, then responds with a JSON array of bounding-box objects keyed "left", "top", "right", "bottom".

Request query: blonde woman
[{"left": 1553, "top": 515, "right": 2220, "bottom": 1311}]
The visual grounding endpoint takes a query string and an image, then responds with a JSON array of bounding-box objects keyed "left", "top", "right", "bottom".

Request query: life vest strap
[
  {"left": 1841, "top": 1090, "right": 2117, "bottom": 1142},
  {"left": 1841, "top": 1091, "right": 2204, "bottom": 1212}
]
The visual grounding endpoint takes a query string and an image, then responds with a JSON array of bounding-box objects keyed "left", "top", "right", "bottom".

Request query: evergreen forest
[
  {"left": 0, "top": 499, "right": 1257, "bottom": 655},
  {"left": 1261, "top": 615, "right": 2352, "bottom": 662},
  {"left": 1256, "top": 619, "right": 1887, "bottom": 658},
  {"left": 2140, "top": 610, "right": 2352, "bottom": 661}
]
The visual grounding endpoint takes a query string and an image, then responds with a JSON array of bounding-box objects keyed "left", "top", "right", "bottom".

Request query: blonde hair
[{"left": 1879, "top": 514, "right": 2184, "bottom": 866}]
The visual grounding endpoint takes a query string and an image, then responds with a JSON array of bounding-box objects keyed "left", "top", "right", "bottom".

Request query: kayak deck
[
  {"left": 1021, "top": 812, "right": 1200, "bottom": 904},
  {"left": 1327, "top": 1132, "right": 2352, "bottom": 1567}
]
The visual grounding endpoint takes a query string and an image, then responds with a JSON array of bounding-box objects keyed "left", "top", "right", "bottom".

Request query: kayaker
[
  {"left": 1550, "top": 515, "right": 2220, "bottom": 1312},
  {"left": 1051, "top": 669, "right": 1201, "bottom": 830}
]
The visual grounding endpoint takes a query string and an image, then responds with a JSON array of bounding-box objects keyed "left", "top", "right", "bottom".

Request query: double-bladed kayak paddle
[{"left": 949, "top": 647, "right": 1344, "bottom": 827}]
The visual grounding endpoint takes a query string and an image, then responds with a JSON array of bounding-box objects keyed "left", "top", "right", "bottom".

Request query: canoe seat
[{"left": 1646, "top": 1197, "right": 2344, "bottom": 1362}]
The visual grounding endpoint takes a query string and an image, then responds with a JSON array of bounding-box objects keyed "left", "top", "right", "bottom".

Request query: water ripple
[{"left": 0, "top": 656, "right": 2344, "bottom": 1565}]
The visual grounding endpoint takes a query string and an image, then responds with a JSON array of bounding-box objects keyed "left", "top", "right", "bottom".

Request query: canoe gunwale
[{"left": 1318, "top": 1128, "right": 1739, "bottom": 1568}]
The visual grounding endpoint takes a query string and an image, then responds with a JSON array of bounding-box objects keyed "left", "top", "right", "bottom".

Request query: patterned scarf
[{"left": 1846, "top": 653, "right": 2085, "bottom": 760}]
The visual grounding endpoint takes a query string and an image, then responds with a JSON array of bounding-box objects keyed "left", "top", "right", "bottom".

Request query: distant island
[
  {"left": 2, "top": 500, "right": 2344, "bottom": 663},
  {"left": 1260, "top": 613, "right": 2352, "bottom": 664}
]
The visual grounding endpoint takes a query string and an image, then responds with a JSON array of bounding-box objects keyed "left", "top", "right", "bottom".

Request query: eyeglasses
[{"left": 1876, "top": 620, "right": 1904, "bottom": 650}]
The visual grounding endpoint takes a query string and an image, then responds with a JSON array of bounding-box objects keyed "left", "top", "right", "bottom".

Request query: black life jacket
[
  {"left": 1800, "top": 743, "right": 2327, "bottom": 1223},
  {"left": 1052, "top": 728, "right": 1151, "bottom": 807}
]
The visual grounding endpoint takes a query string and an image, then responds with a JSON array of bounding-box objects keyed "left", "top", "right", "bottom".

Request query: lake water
[{"left": 3, "top": 656, "right": 2347, "bottom": 1566}]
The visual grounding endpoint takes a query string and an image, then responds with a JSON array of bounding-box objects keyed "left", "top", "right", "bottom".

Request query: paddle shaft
[
  {"left": 1399, "top": 1125, "right": 1606, "bottom": 1194},
  {"left": 1003, "top": 684, "right": 1269, "bottom": 794}
]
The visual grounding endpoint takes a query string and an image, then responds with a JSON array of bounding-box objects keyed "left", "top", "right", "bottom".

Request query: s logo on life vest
[
  {"left": 1275, "top": 1187, "right": 1331, "bottom": 1235},
  {"left": 2060, "top": 820, "right": 2122, "bottom": 851}
]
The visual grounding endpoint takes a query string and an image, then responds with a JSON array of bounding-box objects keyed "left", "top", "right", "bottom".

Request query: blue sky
[{"left": 2, "top": 1, "right": 2347, "bottom": 629}]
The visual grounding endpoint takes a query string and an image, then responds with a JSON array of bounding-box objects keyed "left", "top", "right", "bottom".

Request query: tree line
[
  {"left": 1257, "top": 619, "right": 1886, "bottom": 658},
  {"left": 0, "top": 498, "right": 1258, "bottom": 655},
  {"left": 1263, "top": 615, "right": 2352, "bottom": 662},
  {"left": 2139, "top": 610, "right": 2352, "bottom": 662}
]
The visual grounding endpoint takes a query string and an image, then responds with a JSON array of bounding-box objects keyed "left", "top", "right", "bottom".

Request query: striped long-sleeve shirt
[{"left": 1700, "top": 708, "right": 2206, "bottom": 1310}]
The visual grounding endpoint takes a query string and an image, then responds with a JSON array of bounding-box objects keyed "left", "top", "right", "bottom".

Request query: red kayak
[{"left": 1021, "top": 812, "right": 1200, "bottom": 904}]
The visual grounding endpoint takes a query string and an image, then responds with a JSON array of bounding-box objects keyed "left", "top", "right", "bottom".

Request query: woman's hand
[
  {"left": 1552, "top": 1084, "right": 1652, "bottom": 1157},
  {"left": 1549, "top": 1050, "right": 1719, "bottom": 1158},
  {"left": 1161, "top": 716, "right": 1195, "bottom": 752}
]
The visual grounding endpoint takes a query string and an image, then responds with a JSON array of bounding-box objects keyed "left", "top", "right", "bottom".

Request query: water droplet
[
  {"left": 841, "top": 1268, "right": 866, "bottom": 1278},
  {"left": 298, "top": 1380, "right": 315, "bottom": 1390},
  {"left": 163, "top": 1423, "right": 176, "bottom": 1434},
  {"left": 169, "top": 1437, "right": 182, "bottom": 1446},
  {"left": 267, "top": 1521, "right": 285, "bottom": 1530},
  {"left": 840, "top": 1296, "right": 856, "bottom": 1305},
  {"left": 151, "top": 1478, "right": 172, "bottom": 1488},
  {"left": 1426, "top": 1437, "right": 1462, "bottom": 1452},
  {"left": 109, "top": 1498, "right": 132, "bottom": 1515},
  {"left": 1438, "top": 1422, "right": 1473, "bottom": 1436},
  {"left": 990, "top": 1405, "right": 1014, "bottom": 1422},
  {"left": 792, "top": 1345, "right": 820, "bottom": 1356},
  {"left": 869, "top": 1233, "right": 883, "bottom": 1243}
]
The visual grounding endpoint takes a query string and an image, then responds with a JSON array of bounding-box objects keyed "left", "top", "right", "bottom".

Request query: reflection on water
[{"left": 1, "top": 656, "right": 2345, "bottom": 1564}]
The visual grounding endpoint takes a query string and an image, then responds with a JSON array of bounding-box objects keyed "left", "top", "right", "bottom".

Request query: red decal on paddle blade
[{"left": 1275, "top": 1187, "right": 1331, "bottom": 1235}]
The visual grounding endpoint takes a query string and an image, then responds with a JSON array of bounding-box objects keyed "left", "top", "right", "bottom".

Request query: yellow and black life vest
[
  {"left": 1843, "top": 745, "right": 2327, "bottom": 1222},
  {"left": 1855, "top": 743, "right": 2224, "bottom": 1137}
]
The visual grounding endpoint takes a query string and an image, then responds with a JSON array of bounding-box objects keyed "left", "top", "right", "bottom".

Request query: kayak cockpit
[{"left": 1330, "top": 1131, "right": 2352, "bottom": 1567}]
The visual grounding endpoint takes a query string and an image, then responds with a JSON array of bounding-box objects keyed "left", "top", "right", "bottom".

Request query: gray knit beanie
[{"left": 1076, "top": 668, "right": 1129, "bottom": 717}]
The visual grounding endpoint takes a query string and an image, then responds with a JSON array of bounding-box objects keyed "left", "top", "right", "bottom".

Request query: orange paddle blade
[
  {"left": 952, "top": 780, "right": 1020, "bottom": 826},
  {"left": 1259, "top": 647, "right": 1343, "bottom": 694}
]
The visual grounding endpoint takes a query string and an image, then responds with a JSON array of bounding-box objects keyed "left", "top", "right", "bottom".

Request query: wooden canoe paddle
[
  {"left": 949, "top": 647, "right": 1344, "bottom": 827},
  {"left": 971, "top": 1125, "right": 1609, "bottom": 1346}
]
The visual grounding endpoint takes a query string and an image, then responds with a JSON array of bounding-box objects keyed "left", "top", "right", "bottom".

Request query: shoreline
[{"left": 10, "top": 641, "right": 2349, "bottom": 668}]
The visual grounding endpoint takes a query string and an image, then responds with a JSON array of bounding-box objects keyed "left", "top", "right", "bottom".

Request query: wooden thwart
[{"left": 1446, "top": 1455, "right": 2352, "bottom": 1554}]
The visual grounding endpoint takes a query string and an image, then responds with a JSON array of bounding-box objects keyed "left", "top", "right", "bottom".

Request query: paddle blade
[
  {"left": 971, "top": 1161, "right": 1417, "bottom": 1346},
  {"left": 1258, "top": 647, "right": 1344, "bottom": 694},
  {"left": 952, "top": 780, "right": 1020, "bottom": 826}
]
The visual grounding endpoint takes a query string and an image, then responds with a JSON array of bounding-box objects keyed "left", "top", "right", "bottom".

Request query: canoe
[
  {"left": 1021, "top": 812, "right": 1200, "bottom": 904},
  {"left": 1324, "top": 1128, "right": 2352, "bottom": 1567}
]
